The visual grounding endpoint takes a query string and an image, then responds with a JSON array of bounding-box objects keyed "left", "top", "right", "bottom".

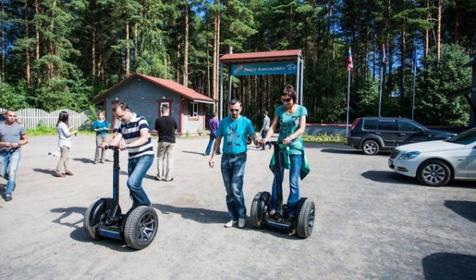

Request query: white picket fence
[{"left": 0, "top": 108, "right": 89, "bottom": 129}]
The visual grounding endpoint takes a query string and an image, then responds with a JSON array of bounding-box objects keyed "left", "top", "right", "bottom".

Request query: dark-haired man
[
  {"left": 102, "top": 102, "right": 154, "bottom": 206},
  {"left": 0, "top": 110, "right": 29, "bottom": 201},
  {"left": 209, "top": 100, "right": 259, "bottom": 228}
]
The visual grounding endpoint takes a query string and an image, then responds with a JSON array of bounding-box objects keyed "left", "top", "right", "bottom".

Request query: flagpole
[
  {"left": 346, "top": 69, "right": 351, "bottom": 137},
  {"left": 378, "top": 66, "right": 383, "bottom": 117},
  {"left": 411, "top": 38, "right": 417, "bottom": 120},
  {"left": 378, "top": 43, "right": 385, "bottom": 118}
]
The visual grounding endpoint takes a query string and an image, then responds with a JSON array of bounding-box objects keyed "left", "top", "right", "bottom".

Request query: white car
[{"left": 388, "top": 128, "right": 476, "bottom": 186}]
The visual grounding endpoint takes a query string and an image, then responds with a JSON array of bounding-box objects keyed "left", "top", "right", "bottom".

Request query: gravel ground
[{"left": 0, "top": 135, "right": 475, "bottom": 280}]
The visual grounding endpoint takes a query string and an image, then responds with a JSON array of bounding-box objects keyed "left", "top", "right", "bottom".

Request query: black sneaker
[{"left": 4, "top": 194, "right": 12, "bottom": 201}]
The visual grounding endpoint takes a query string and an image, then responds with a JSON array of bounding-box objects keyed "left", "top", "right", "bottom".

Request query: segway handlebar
[{"left": 105, "top": 145, "right": 120, "bottom": 150}]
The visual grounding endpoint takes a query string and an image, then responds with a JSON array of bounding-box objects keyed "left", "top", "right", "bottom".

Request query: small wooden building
[{"left": 95, "top": 73, "right": 215, "bottom": 134}]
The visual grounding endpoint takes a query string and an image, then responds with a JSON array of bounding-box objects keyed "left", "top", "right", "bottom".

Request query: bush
[{"left": 303, "top": 133, "right": 346, "bottom": 144}]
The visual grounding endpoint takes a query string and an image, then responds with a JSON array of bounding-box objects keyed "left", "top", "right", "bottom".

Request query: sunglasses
[
  {"left": 230, "top": 109, "right": 240, "bottom": 112},
  {"left": 281, "top": 98, "right": 292, "bottom": 103}
]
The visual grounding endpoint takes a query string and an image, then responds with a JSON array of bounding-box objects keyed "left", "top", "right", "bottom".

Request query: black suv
[{"left": 347, "top": 117, "right": 455, "bottom": 155}]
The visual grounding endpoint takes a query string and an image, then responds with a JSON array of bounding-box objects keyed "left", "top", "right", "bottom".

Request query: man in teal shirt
[{"left": 209, "top": 99, "right": 258, "bottom": 228}]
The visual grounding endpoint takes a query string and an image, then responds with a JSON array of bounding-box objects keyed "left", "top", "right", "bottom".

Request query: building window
[{"left": 189, "top": 102, "right": 198, "bottom": 117}]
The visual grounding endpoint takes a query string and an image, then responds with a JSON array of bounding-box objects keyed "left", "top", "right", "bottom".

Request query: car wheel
[
  {"left": 362, "top": 140, "right": 380, "bottom": 155},
  {"left": 417, "top": 160, "right": 451, "bottom": 186}
]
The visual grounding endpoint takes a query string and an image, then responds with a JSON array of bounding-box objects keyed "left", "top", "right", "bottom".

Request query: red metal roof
[
  {"left": 96, "top": 73, "right": 214, "bottom": 103},
  {"left": 138, "top": 74, "right": 214, "bottom": 103},
  {"left": 220, "top": 49, "right": 302, "bottom": 63}
]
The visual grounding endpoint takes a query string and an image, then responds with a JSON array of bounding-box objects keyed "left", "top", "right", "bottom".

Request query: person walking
[
  {"left": 260, "top": 84, "right": 310, "bottom": 224},
  {"left": 0, "top": 110, "right": 29, "bottom": 201},
  {"left": 154, "top": 104, "right": 177, "bottom": 182},
  {"left": 204, "top": 112, "right": 219, "bottom": 156},
  {"left": 101, "top": 101, "right": 154, "bottom": 206},
  {"left": 91, "top": 111, "right": 110, "bottom": 164},
  {"left": 55, "top": 111, "right": 76, "bottom": 177},
  {"left": 209, "top": 99, "right": 259, "bottom": 229},
  {"left": 260, "top": 110, "right": 271, "bottom": 150}
]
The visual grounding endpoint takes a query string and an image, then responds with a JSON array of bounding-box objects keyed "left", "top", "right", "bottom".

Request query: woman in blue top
[
  {"left": 91, "top": 111, "right": 110, "bottom": 164},
  {"left": 261, "top": 84, "right": 308, "bottom": 219}
]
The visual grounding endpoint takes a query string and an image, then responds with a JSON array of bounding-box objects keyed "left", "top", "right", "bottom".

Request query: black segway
[
  {"left": 83, "top": 146, "right": 158, "bottom": 250},
  {"left": 250, "top": 141, "right": 315, "bottom": 238}
]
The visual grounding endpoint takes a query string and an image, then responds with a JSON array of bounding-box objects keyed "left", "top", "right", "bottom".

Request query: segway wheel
[
  {"left": 83, "top": 198, "right": 119, "bottom": 240},
  {"left": 296, "top": 198, "right": 316, "bottom": 239},
  {"left": 250, "top": 192, "right": 271, "bottom": 228},
  {"left": 124, "top": 206, "right": 158, "bottom": 250}
]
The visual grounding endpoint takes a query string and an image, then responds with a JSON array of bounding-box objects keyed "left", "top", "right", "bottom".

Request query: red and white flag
[{"left": 346, "top": 47, "right": 353, "bottom": 71}]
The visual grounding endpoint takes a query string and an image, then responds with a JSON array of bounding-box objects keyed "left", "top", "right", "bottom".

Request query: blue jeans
[
  {"left": 204, "top": 134, "right": 216, "bottom": 155},
  {"left": 127, "top": 155, "right": 153, "bottom": 206},
  {"left": 221, "top": 153, "right": 247, "bottom": 220},
  {"left": 271, "top": 154, "right": 303, "bottom": 217},
  {"left": 0, "top": 149, "right": 21, "bottom": 195}
]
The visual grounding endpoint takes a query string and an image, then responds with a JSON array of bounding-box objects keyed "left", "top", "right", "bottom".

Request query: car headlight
[{"left": 399, "top": 151, "right": 421, "bottom": 160}]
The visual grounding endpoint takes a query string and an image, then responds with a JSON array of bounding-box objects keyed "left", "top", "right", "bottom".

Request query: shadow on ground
[
  {"left": 32, "top": 168, "right": 56, "bottom": 176},
  {"left": 182, "top": 150, "right": 205, "bottom": 156},
  {"left": 321, "top": 148, "right": 391, "bottom": 156},
  {"left": 361, "top": 171, "right": 417, "bottom": 185},
  {"left": 73, "top": 157, "right": 95, "bottom": 164},
  {"left": 444, "top": 200, "right": 476, "bottom": 223},
  {"left": 422, "top": 252, "right": 476, "bottom": 280},
  {"left": 50, "top": 206, "right": 133, "bottom": 252},
  {"left": 153, "top": 203, "right": 227, "bottom": 224},
  {"left": 152, "top": 203, "right": 303, "bottom": 240},
  {"left": 320, "top": 148, "right": 361, "bottom": 155},
  {"left": 363, "top": 170, "right": 476, "bottom": 189}
]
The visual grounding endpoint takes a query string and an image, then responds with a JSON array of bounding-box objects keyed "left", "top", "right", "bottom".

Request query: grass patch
[
  {"left": 303, "top": 133, "right": 346, "bottom": 144},
  {"left": 26, "top": 125, "right": 95, "bottom": 136}
]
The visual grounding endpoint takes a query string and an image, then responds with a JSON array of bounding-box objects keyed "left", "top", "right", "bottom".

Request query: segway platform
[
  {"left": 250, "top": 141, "right": 316, "bottom": 238},
  {"left": 83, "top": 146, "right": 158, "bottom": 250}
]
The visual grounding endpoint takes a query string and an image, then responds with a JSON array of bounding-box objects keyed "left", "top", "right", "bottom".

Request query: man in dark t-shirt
[{"left": 154, "top": 105, "right": 177, "bottom": 181}]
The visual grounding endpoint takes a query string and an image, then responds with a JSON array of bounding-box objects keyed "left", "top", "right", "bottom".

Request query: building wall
[
  {"left": 105, "top": 78, "right": 181, "bottom": 129},
  {"left": 181, "top": 100, "right": 206, "bottom": 134},
  {"left": 103, "top": 77, "right": 206, "bottom": 134}
]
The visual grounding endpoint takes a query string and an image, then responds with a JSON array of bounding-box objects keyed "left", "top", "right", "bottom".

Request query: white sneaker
[
  {"left": 224, "top": 220, "right": 237, "bottom": 228},
  {"left": 238, "top": 218, "right": 246, "bottom": 228}
]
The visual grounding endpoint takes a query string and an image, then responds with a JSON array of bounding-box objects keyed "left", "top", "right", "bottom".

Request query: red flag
[{"left": 346, "top": 47, "right": 353, "bottom": 71}]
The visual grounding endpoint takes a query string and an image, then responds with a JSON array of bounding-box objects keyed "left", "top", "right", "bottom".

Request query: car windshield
[{"left": 446, "top": 129, "right": 476, "bottom": 145}]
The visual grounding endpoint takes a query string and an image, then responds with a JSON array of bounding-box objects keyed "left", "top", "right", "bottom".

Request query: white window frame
[{"left": 190, "top": 102, "right": 198, "bottom": 117}]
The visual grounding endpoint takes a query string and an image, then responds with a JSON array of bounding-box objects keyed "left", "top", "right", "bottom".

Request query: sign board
[{"left": 231, "top": 61, "right": 297, "bottom": 76}]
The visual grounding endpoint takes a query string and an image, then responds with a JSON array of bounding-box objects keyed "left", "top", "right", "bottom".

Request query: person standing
[
  {"left": 0, "top": 110, "right": 29, "bottom": 201},
  {"left": 204, "top": 112, "right": 219, "bottom": 156},
  {"left": 102, "top": 101, "right": 154, "bottom": 206},
  {"left": 91, "top": 111, "right": 110, "bottom": 164},
  {"left": 209, "top": 99, "right": 259, "bottom": 229},
  {"left": 55, "top": 111, "right": 76, "bottom": 177},
  {"left": 154, "top": 104, "right": 177, "bottom": 182},
  {"left": 260, "top": 110, "right": 271, "bottom": 150},
  {"left": 260, "top": 84, "right": 310, "bottom": 222}
]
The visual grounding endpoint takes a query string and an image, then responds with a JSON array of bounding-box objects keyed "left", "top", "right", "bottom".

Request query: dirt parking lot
[{"left": 1, "top": 135, "right": 476, "bottom": 279}]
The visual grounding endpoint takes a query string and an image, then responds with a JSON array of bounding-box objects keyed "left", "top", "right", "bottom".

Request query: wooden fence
[{"left": 0, "top": 108, "right": 89, "bottom": 129}]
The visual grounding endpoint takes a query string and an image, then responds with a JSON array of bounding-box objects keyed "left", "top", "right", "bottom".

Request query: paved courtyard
[{"left": 1, "top": 135, "right": 476, "bottom": 279}]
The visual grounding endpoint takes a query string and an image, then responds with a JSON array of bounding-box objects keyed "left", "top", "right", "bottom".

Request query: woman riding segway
[{"left": 259, "top": 84, "right": 313, "bottom": 237}]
